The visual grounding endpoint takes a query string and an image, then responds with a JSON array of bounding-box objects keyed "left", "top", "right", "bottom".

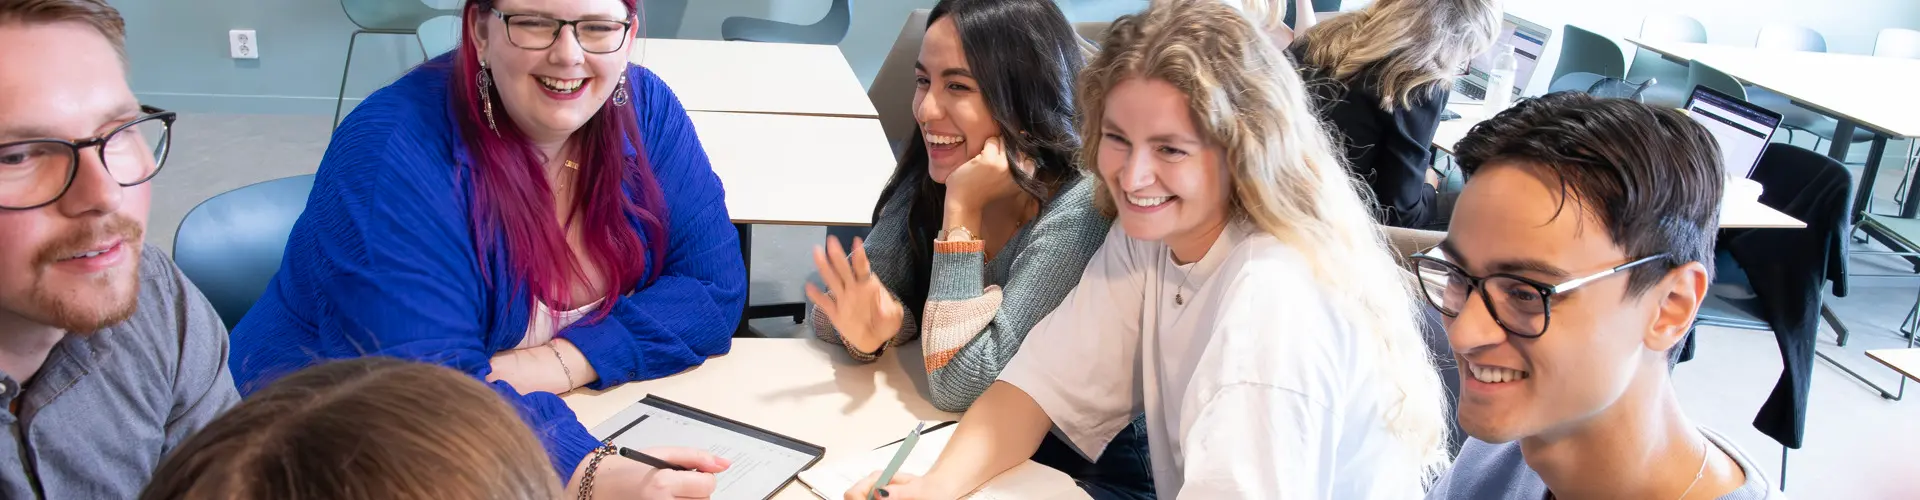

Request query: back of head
[
  {"left": 1080, "top": 0, "right": 1451, "bottom": 481},
  {"left": 1294, "top": 0, "right": 1501, "bottom": 109},
  {"left": 0, "top": 0, "right": 125, "bottom": 59},
  {"left": 141, "top": 358, "right": 559, "bottom": 500}
]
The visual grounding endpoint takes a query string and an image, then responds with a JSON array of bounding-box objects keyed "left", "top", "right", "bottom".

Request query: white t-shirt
[{"left": 998, "top": 221, "right": 1426, "bottom": 499}]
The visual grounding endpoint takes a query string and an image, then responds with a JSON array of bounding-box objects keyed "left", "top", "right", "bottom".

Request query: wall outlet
[{"left": 229, "top": 29, "right": 258, "bottom": 59}]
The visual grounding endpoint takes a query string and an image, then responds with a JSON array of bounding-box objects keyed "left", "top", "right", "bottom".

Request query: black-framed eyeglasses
[
  {"left": 1409, "top": 246, "right": 1669, "bottom": 338},
  {"left": 0, "top": 105, "right": 175, "bottom": 210},
  {"left": 492, "top": 9, "right": 632, "bottom": 54}
]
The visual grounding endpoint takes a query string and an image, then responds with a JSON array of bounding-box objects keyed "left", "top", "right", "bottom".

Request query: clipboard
[{"left": 591, "top": 395, "right": 826, "bottom": 500}]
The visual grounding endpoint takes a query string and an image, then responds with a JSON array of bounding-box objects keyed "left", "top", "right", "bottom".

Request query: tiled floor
[{"left": 152, "top": 113, "right": 1920, "bottom": 496}]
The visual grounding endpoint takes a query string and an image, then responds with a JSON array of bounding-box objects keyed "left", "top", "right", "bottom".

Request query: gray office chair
[
  {"left": 1282, "top": 0, "right": 1342, "bottom": 27},
  {"left": 870, "top": 9, "right": 931, "bottom": 162},
  {"left": 1744, "top": 25, "right": 1871, "bottom": 157},
  {"left": 333, "top": 0, "right": 459, "bottom": 133},
  {"left": 640, "top": 0, "right": 689, "bottom": 39},
  {"left": 1551, "top": 25, "right": 1627, "bottom": 85},
  {"left": 1627, "top": 15, "right": 1707, "bottom": 109},
  {"left": 721, "top": 0, "right": 852, "bottom": 45},
  {"left": 173, "top": 175, "right": 316, "bottom": 330},
  {"left": 1075, "top": 21, "right": 1112, "bottom": 47},
  {"left": 1687, "top": 61, "right": 1746, "bottom": 100}
]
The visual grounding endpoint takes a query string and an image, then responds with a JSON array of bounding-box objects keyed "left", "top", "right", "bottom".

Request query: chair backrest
[
  {"left": 1075, "top": 21, "right": 1112, "bottom": 46},
  {"left": 1638, "top": 15, "right": 1707, "bottom": 43},
  {"left": 1875, "top": 28, "right": 1920, "bottom": 59},
  {"left": 869, "top": 9, "right": 931, "bottom": 161},
  {"left": 1687, "top": 61, "right": 1746, "bottom": 101},
  {"left": 173, "top": 175, "right": 315, "bottom": 330},
  {"left": 1754, "top": 23, "right": 1827, "bottom": 52},
  {"left": 1553, "top": 25, "right": 1627, "bottom": 83},
  {"left": 340, "top": 0, "right": 458, "bottom": 32},
  {"left": 720, "top": 0, "right": 853, "bottom": 45}
]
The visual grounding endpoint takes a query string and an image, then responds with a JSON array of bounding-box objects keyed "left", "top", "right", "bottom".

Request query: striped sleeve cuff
[{"left": 929, "top": 243, "right": 987, "bottom": 302}]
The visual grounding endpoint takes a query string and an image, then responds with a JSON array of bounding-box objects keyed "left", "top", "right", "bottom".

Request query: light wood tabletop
[
  {"left": 633, "top": 38, "right": 878, "bottom": 118},
  {"left": 1866, "top": 348, "right": 1920, "bottom": 383},
  {"left": 563, "top": 339, "right": 961, "bottom": 500},
  {"left": 1431, "top": 102, "right": 1806, "bottom": 230},
  {"left": 1625, "top": 39, "right": 1920, "bottom": 139},
  {"left": 689, "top": 111, "right": 896, "bottom": 227}
]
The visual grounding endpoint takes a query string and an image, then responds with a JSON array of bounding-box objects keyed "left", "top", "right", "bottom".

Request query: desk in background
[
  {"left": 1431, "top": 102, "right": 1807, "bottom": 230},
  {"left": 635, "top": 38, "right": 877, "bottom": 118},
  {"left": 1625, "top": 39, "right": 1920, "bottom": 219},
  {"left": 564, "top": 338, "right": 964, "bottom": 500}
]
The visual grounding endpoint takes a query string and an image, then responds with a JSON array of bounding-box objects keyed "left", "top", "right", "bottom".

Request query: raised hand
[{"left": 806, "top": 236, "right": 905, "bottom": 354}]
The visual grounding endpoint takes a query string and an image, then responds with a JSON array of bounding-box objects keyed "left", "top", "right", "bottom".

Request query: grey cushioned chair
[
  {"left": 173, "top": 175, "right": 316, "bottom": 330},
  {"left": 721, "top": 0, "right": 852, "bottom": 45}
]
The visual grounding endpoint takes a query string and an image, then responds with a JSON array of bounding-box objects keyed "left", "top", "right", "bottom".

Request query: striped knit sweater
[{"left": 813, "top": 175, "right": 1110, "bottom": 412}]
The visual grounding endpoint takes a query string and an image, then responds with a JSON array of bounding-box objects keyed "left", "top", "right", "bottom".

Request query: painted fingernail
[{"left": 877, "top": 489, "right": 891, "bottom": 498}]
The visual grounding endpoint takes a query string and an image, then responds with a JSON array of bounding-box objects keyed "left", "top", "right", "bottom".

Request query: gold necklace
[{"left": 557, "top": 160, "right": 579, "bottom": 189}]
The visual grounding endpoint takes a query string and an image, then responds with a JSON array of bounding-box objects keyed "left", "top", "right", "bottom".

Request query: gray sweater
[
  {"left": 814, "top": 175, "right": 1110, "bottom": 412},
  {"left": 1427, "top": 427, "right": 1786, "bottom": 500}
]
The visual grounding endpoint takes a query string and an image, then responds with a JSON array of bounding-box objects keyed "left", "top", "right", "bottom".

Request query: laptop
[
  {"left": 1683, "top": 85, "right": 1784, "bottom": 179},
  {"left": 1453, "top": 14, "right": 1553, "bottom": 103}
]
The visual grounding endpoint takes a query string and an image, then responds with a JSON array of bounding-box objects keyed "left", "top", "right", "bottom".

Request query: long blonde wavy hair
[
  {"left": 1081, "top": 0, "right": 1451, "bottom": 482},
  {"left": 1294, "top": 0, "right": 1501, "bottom": 110}
]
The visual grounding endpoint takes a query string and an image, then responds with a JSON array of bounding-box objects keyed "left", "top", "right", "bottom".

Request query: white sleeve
[
  {"left": 996, "top": 224, "right": 1145, "bottom": 460},
  {"left": 1177, "top": 384, "right": 1333, "bottom": 499}
]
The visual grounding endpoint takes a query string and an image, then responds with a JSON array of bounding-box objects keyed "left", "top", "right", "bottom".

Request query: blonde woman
[
  {"left": 1290, "top": 0, "right": 1500, "bottom": 228},
  {"left": 845, "top": 1, "right": 1450, "bottom": 498}
]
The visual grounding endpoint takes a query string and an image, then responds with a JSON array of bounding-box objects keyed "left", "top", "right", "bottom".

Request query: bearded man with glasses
[
  {"left": 1422, "top": 91, "right": 1786, "bottom": 500},
  {"left": 0, "top": 0, "right": 239, "bottom": 497}
]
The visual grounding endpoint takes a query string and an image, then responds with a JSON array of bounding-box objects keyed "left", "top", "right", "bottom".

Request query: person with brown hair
[
  {"left": 846, "top": 1, "right": 1450, "bottom": 498},
  {"left": 0, "top": 0, "right": 239, "bottom": 496},
  {"left": 1290, "top": 0, "right": 1502, "bottom": 229},
  {"left": 142, "top": 357, "right": 727, "bottom": 500}
]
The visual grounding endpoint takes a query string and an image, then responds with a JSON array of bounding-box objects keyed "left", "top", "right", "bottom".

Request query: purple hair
[{"left": 449, "top": 0, "right": 668, "bottom": 321}]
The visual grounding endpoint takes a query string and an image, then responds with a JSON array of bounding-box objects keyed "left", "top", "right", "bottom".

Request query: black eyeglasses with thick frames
[
  {"left": 0, "top": 105, "right": 175, "bottom": 210},
  {"left": 492, "top": 9, "right": 633, "bottom": 54},
  {"left": 1409, "top": 246, "right": 1669, "bottom": 338}
]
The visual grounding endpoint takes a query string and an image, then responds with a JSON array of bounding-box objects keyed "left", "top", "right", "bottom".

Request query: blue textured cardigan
[{"left": 229, "top": 60, "right": 745, "bottom": 478}]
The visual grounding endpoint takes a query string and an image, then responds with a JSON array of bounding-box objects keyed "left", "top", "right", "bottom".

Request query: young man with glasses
[
  {"left": 0, "top": 0, "right": 239, "bottom": 496},
  {"left": 1420, "top": 92, "right": 1785, "bottom": 499}
]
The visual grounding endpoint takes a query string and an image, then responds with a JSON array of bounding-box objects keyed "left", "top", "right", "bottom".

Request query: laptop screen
[
  {"left": 1463, "top": 15, "right": 1553, "bottom": 96},
  {"left": 1684, "top": 85, "right": 1784, "bottom": 178}
]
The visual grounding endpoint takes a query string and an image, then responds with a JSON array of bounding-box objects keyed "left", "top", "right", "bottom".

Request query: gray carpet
[{"left": 151, "top": 113, "right": 1920, "bottom": 496}]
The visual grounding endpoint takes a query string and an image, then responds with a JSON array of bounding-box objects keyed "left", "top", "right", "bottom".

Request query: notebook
[
  {"left": 796, "top": 422, "right": 1091, "bottom": 500},
  {"left": 589, "top": 395, "right": 826, "bottom": 500}
]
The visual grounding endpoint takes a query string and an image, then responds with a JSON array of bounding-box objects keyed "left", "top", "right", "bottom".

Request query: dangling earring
[
  {"left": 612, "top": 72, "right": 630, "bottom": 107},
  {"left": 477, "top": 60, "right": 498, "bottom": 134}
]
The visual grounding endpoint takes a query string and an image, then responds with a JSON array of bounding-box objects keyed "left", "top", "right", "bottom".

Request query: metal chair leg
[
  {"left": 1814, "top": 302, "right": 1913, "bottom": 400},
  {"left": 333, "top": 30, "right": 366, "bottom": 134},
  {"left": 1779, "top": 447, "right": 1788, "bottom": 490}
]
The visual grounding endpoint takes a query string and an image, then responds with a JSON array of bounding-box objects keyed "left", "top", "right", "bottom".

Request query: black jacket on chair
[{"left": 1719, "top": 143, "right": 1852, "bottom": 449}]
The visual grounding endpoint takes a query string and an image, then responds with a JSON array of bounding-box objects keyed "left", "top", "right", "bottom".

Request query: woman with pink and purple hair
[{"left": 229, "top": 0, "right": 742, "bottom": 496}]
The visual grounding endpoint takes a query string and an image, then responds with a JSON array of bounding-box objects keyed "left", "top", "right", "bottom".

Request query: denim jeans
[{"left": 1029, "top": 414, "right": 1156, "bottom": 500}]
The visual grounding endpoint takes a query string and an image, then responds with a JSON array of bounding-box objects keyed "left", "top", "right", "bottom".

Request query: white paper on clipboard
[{"left": 589, "top": 396, "right": 824, "bottom": 500}]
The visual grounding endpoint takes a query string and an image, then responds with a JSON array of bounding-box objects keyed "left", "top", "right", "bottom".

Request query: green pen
[{"left": 869, "top": 421, "right": 926, "bottom": 500}]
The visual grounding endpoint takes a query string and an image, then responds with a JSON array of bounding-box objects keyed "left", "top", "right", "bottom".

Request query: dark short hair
[
  {"left": 1454, "top": 91, "right": 1722, "bottom": 295},
  {"left": 0, "top": 0, "right": 127, "bottom": 59}
]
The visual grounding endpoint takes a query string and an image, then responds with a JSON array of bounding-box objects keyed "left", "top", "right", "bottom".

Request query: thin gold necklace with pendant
[
  {"left": 557, "top": 160, "right": 579, "bottom": 189},
  {"left": 1167, "top": 253, "right": 1195, "bottom": 306}
]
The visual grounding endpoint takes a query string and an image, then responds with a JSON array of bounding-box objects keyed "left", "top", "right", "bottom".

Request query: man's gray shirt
[
  {"left": 1428, "top": 427, "right": 1787, "bottom": 500},
  {"left": 0, "top": 244, "right": 240, "bottom": 499}
]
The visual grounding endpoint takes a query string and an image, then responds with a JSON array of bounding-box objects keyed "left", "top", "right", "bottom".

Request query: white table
[
  {"left": 564, "top": 339, "right": 966, "bottom": 500},
  {"left": 1625, "top": 39, "right": 1920, "bottom": 218},
  {"left": 1430, "top": 102, "right": 1806, "bottom": 230},
  {"left": 691, "top": 111, "right": 895, "bottom": 227},
  {"left": 634, "top": 38, "right": 878, "bottom": 118}
]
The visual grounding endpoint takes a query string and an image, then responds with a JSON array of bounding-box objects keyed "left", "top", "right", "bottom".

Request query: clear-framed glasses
[
  {"left": 492, "top": 9, "right": 633, "bottom": 54},
  {"left": 0, "top": 105, "right": 175, "bottom": 210},
  {"left": 1409, "top": 246, "right": 1669, "bottom": 338}
]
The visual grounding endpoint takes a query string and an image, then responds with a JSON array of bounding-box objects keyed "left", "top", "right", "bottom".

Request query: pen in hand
[{"left": 619, "top": 447, "right": 696, "bottom": 472}]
